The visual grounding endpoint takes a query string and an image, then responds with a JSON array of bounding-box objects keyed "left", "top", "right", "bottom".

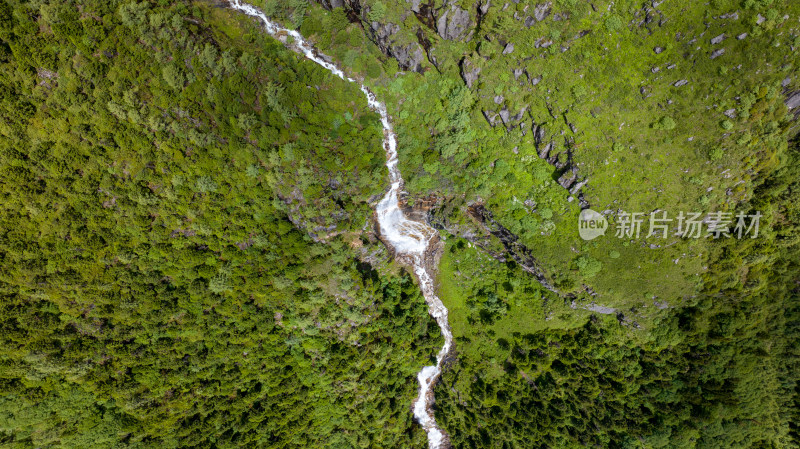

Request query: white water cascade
[{"left": 229, "top": 2, "right": 454, "bottom": 447}]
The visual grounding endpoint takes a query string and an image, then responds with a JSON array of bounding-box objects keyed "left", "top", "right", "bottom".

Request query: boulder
[
  {"left": 533, "top": 2, "right": 551, "bottom": 22},
  {"left": 367, "top": 21, "right": 425, "bottom": 73},
  {"left": 460, "top": 57, "right": 481, "bottom": 88},
  {"left": 390, "top": 43, "right": 426, "bottom": 72},
  {"left": 482, "top": 109, "right": 499, "bottom": 126},
  {"left": 786, "top": 91, "right": 800, "bottom": 109},
  {"left": 557, "top": 168, "right": 578, "bottom": 189},
  {"left": 437, "top": 5, "right": 472, "bottom": 40}
]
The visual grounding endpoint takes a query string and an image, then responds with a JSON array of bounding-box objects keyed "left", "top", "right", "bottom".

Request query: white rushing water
[{"left": 229, "top": 2, "right": 453, "bottom": 447}]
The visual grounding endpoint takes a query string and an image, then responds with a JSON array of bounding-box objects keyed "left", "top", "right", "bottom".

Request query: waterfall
[{"left": 229, "top": 2, "right": 454, "bottom": 447}]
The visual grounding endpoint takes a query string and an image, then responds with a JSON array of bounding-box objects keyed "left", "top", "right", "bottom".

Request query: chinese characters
[{"left": 612, "top": 211, "right": 761, "bottom": 239}]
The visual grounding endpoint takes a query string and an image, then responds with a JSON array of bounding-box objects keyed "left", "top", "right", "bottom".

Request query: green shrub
[
  {"left": 605, "top": 15, "right": 623, "bottom": 32},
  {"left": 653, "top": 116, "right": 676, "bottom": 130},
  {"left": 576, "top": 255, "right": 603, "bottom": 278}
]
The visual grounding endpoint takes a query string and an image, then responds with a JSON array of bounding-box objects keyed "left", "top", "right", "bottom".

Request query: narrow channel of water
[{"left": 229, "top": 2, "right": 453, "bottom": 447}]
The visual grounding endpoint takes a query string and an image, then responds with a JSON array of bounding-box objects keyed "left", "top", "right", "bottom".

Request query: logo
[{"left": 578, "top": 209, "right": 608, "bottom": 240}]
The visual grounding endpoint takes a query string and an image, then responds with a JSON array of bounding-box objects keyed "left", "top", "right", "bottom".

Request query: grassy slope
[{"left": 326, "top": 0, "right": 797, "bottom": 321}]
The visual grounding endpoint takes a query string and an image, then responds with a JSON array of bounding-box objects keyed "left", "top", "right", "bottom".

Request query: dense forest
[
  {"left": 0, "top": 0, "right": 441, "bottom": 447},
  {"left": 1, "top": 0, "right": 800, "bottom": 448}
]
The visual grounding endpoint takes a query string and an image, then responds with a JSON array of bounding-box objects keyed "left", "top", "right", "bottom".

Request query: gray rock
[
  {"left": 756, "top": 14, "right": 765, "bottom": 24},
  {"left": 407, "top": 0, "right": 421, "bottom": 12},
  {"left": 393, "top": 43, "right": 425, "bottom": 72},
  {"left": 558, "top": 168, "right": 578, "bottom": 189},
  {"left": 524, "top": 16, "right": 536, "bottom": 27},
  {"left": 710, "top": 33, "right": 725, "bottom": 45},
  {"left": 578, "top": 195, "right": 590, "bottom": 209},
  {"left": 569, "top": 178, "right": 588, "bottom": 195},
  {"left": 460, "top": 58, "right": 481, "bottom": 88},
  {"left": 318, "top": 0, "right": 344, "bottom": 8},
  {"left": 437, "top": 5, "right": 472, "bottom": 40},
  {"left": 654, "top": 46, "right": 664, "bottom": 54},
  {"left": 508, "top": 107, "right": 526, "bottom": 123},
  {"left": 667, "top": 63, "right": 676, "bottom": 69},
  {"left": 586, "top": 304, "right": 616, "bottom": 315},
  {"left": 502, "top": 42, "right": 515, "bottom": 54},
  {"left": 370, "top": 21, "right": 400, "bottom": 43},
  {"left": 367, "top": 22, "right": 425, "bottom": 73},
  {"left": 710, "top": 48, "right": 725, "bottom": 59},
  {"left": 493, "top": 95, "right": 504, "bottom": 104},
  {"left": 533, "top": 124, "right": 546, "bottom": 146},
  {"left": 651, "top": 66, "right": 660, "bottom": 73},
  {"left": 482, "top": 110, "right": 499, "bottom": 126},
  {"left": 782, "top": 76, "right": 791, "bottom": 88},
  {"left": 737, "top": 32, "right": 747, "bottom": 40},
  {"left": 531, "top": 75, "right": 542, "bottom": 85},
  {"left": 723, "top": 108, "right": 737, "bottom": 119},
  {"left": 499, "top": 107, "right": 510, "bottom": 124},
  {"left": 718, "top": 11, "right": 738, "bottom": 20},
  {"left": 533, "top": 2, "right": 551, "bottom": 22},
  {"left": 674, "top": 79, "right": 688, "bottom": 87},
  {"left": 513, "top": 68, "right": 525, "bottom": 80},
  {"left": 786, "top": 91, "right": 800, "bottom": 109},
  {"left": 479, "top": 0, "right": 491, "bottom": 15},
  {"left": 538, "top": 141, "right": 553, "bottom": 159}
]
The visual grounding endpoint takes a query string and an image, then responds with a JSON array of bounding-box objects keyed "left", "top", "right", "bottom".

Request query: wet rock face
[{"left": 436, "top": 4, "right": 472, "bottom": 40}]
